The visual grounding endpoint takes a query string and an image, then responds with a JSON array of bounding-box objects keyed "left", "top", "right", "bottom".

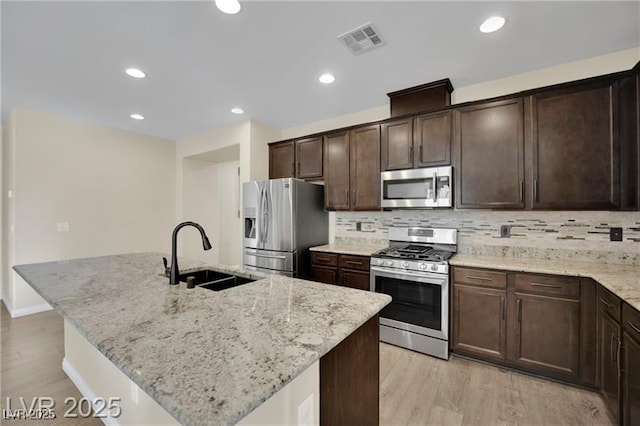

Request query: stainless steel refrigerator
[{"left": 243, "top": 178, "right": 328, "bottom": 278}]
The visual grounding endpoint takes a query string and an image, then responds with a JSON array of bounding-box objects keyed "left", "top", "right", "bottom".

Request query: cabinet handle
[
  {"left": 530, "top": 282, "right": 562, "bottom": 289},
  {"left": 316, "top": 256, "right": 332, "bottom": 263},
  {"left": 616, "top": 336, "right": 622, "bottom": 376},
  {"left": 610, "top": 332, "right": 615, "bottom": 365},
  {"left": 346, "top": 260, "right": 363, "bottom": 266},
  {"left": 599, "top": 297, "right": 613, "bottom": 309},
  {"left": 627, "top": 321, "right": 640, "bottom": 334},
  {"left": 297, "top": 162, "right": 300, "bottom": 175},
  {"left": 516, "top": 299, "right": 522, "bottom": 324},
  {"left": 467, "top": 275, "right": 492, "bottom": 281},
  {"left": 501, "top": 296, "right": 505, "bottom": 321},
  {"left": 419, "top": 145, "right": 423, "bottom": 163},
  {"left": 534, "top": 180, "right": 539, "bottom": 202},
  {"left": 519, "top": 180, "right": 524, "bottom": 202},
  {"left": 409, "top": 145, "right": 414, "bottom": 162}
]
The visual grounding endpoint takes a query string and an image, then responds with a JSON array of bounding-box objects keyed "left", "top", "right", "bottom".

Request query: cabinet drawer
[
  {"left": 311, "top": 252, "right": 338, "bottom": 267},
  {"left": 453, "top": 267, "right": 507, "bottom": 289},
  {"left": 340, "top": 270, "right": 370, "bottom": 291},
  {"left": 515, "top": 274, "right": 579, "bottom": 299},
  {"left": 623, "top": 303, "right": 640, "bottom": 343},
  {"left": 598, "top": 285, "right": 622, "bottom": 322},
  {"left": 338, "top": 255, "right": 370, "bottom": 272}
]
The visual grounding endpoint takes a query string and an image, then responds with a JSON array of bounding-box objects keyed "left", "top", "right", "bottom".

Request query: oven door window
[{"left": 375, "top": 275, "right": 442, "bottom": 330}]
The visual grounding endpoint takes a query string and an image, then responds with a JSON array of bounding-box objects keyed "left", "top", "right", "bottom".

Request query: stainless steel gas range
[{"left": 370, "top": 227, "right": 457, "bottom": 360}]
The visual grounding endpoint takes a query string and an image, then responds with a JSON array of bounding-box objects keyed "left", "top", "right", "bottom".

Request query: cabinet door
[
  {"left": 530, "top": 82, "right": 619, "bottom": 209},
  {"left": 324, "top": 131, "right": 350, "bottom": 210},
  {"left": 381, "top": 118, "right": 413, "bottom": 171},
  {"left": 623, "top": 332, "right": 640, "bottom": 426},
  {"left": 295, "top": 136, "right": 323, "bottom": 179},
  {"left": 269, "top": 141, "right": 295, "bottom": 179},
  {"left": 455, "top": 98, "right": 524, "bottom": 208},
  {"left": 511, "top": 293, "right": 580, "bottom": 379},
  {"left": 452, "top": 284, "right": 506, "bottom": 362},
  {"left": 311, "top": 266, "right": 338, "bottom": 285},
  {"left": 350, "top": 125, "right": 381, "bottom": 210},
  {"left": 600, "top": 312, "right": 621, "bottom": 420},
  {"left": 340, "top": 270, "right": 370, "bottom": 291},
  {"left": 414, "top": 111, "right": 452, "bottom": 167}
]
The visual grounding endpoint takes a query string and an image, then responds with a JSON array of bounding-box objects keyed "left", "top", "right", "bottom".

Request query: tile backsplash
[{"left": 334, "top": 210, "right": 640, "bottom": 265}]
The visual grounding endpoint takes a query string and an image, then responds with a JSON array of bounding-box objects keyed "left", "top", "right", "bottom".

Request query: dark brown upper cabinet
[
  {"left": 528, "top": 80, "right": 619, "bottom": 209},
  {"left": 295, "top": 136, "right": 323, "bottom": 179},
  {"left": 324, "top": 125, "right": 381, "bottom": 211},
  {"left": 455, "top": 98, "right": 525, "bottom": 209},
  {"left": 414, "top": 110, "right": 452, "bottom": 168},
  {"left": 324, "top": 131, "right": 351, "bottom": 210},
  {"left": 381, "top": 118, "right": 413, "bottom": 171},
  {"left": 269, "top": 141, "right": 295, "bottom": 179},
  {"left": 350, "top": 124, "right": 381, "bottom": 210},
  {"left": 381, "top": 111, "right": 452, "bottom": 171}
]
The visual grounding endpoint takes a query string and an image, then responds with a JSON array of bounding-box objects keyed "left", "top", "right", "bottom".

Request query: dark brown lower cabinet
[
  {"left": 452, "top": 267, "right": 587, "bottom": 384},
  {"left": 320, "top": 315, "right": 379, "bottom": 425},
  {"left": 452, "top": 284, "right": 506, "bottom": 362},
  {"left": 310, "top": 252, "right": 370, "bottom": 290},
  {"left": 511, "top": 292, "right": 580, "bottom": 380}
]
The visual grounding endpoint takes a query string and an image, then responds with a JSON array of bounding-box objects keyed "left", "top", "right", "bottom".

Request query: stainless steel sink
[{"left": 179, "top": 269, "right": 255, "bottom": 291}]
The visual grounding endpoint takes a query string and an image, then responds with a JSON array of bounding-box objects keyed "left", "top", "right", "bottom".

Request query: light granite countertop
[
  {"left": 13, "top": 252, "right": 391, "bottom": 426},
  {"left": 450, "top": 254, "right": 640, "bottom": 311},
  {"left": 309, "top": 244, "right": 384, "bottom": 257}
]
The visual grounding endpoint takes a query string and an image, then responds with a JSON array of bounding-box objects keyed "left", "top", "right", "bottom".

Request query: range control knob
[
  {"left": 377, "top": 258, "right": 385, "bottom": 265},
  {"left": 402, "top": 261, "right": 410, "bottom": 268},
  {"left": 419, "top": 263, "right": 427, "bottom": 270},
  {"left": 385, "top": 260, "right": 394, "bottom": 267},
  {"left": 430, "top": 264, "right": 439, "bottom": 272}
]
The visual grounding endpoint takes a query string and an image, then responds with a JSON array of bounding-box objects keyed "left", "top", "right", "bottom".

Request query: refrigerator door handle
[{"left": 244, "top": 251, "right": 287, "bottom": 260}]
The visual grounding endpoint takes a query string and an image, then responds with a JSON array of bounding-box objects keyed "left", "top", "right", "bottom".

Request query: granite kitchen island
[{"left": 13, "top": 253, "right": 391, "bottom": 425}]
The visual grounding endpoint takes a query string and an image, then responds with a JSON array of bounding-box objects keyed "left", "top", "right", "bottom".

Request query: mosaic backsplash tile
[{"left": 333, "top": 211, "right": 640, "bottom": 265}]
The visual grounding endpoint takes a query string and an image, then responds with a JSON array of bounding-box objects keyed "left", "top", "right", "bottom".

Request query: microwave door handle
[{"left": 433, "top": 171, "right": 438, "bottom": 202}]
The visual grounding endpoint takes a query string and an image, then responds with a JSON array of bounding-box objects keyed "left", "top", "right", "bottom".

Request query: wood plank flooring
[{"left": 2, "top": 305, "right": 614, "bottom": 425}]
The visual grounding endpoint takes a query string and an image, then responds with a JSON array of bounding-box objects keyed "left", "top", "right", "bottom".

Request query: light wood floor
[
  {"left": 380, "top": 342, "right": 615, "bottom": 425},
  {"left": 2, "top": 305, "right": 614, "bottom": 425}
]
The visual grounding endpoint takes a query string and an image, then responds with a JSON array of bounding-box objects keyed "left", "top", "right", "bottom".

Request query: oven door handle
[{"left": 370, "top": 266, "right": 447, "bottom": 285}]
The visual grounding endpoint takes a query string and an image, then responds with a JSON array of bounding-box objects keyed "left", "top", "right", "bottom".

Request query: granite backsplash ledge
[{"left": 333, "top": 210, "right": 640, "bottom": 266}]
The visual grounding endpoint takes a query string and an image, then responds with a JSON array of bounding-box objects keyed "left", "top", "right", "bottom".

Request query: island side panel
[{"left": 320, "top": 315, "right": 379, "bottom": 426}]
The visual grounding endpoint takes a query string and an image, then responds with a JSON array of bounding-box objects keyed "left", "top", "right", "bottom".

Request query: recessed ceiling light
[
  {"left": 130, "top": 113, "right": 144, "bottom": 120},
  {"left": 479, "top": 16, "right": 506, "bottom": 33},
  {"left": 215, "top": 0, "right": 241, "bottom": 14},
  {"left": 319, "top": 73, "right": 336, "bottom": 84},
  {"left": 125, "top": 68, "right": 146, "bottom": 78},
  {"left": 231, "top": 107, "right": 244, "bottom": 114}
]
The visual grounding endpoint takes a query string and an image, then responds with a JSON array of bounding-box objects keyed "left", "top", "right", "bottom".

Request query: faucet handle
[{"left": 162, "top": 257, "right": 170, "bottom": 277}]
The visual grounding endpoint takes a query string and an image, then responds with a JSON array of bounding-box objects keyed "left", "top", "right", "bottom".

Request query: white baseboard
[
  {"left": 7, "top": 301, "right": 53, "bottom": 318},
  {"left": 62, "top": 358, "right": 119, "bottom": 426}
]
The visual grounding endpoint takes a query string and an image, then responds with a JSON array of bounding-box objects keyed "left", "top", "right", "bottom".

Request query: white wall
[
  {"left": 0, "top": 123, "right": 4, "bottom": 301},
  {"left": 4, "top": 108, "right": 176, "bottom": 315},
  {"left": 176, "top": 119, "right": 280, "bottom": 265}
]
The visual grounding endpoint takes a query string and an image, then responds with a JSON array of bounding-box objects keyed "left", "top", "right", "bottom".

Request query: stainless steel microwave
[{"left": 380, "top": 166, "right": 453, "bottom": 209}]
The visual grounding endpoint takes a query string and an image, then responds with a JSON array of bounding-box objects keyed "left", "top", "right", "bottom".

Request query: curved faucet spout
[{"left": 170, "top": 221, "right": 212, "bottom": 285}]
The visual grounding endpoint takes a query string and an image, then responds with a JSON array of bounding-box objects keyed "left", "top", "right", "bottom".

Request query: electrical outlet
[
  {"left": 500, "top": 225, "right": 511, "bottom": 238},
  {"left": 57, "top": 222, "right": 69, "bottom": 232},
  {"left": 356, "top": 221, "right": 362, "bottom": 231},
  {"left": 297, "top": 393, "right": 314, "bottom": 426},
  {"left": 610, "top": 227, "right": 623, "bottom": 242}
]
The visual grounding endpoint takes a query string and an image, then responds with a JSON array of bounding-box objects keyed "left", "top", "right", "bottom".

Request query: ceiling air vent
[{"left": 337, "top": 22, "right": 385, "bottom": 55}]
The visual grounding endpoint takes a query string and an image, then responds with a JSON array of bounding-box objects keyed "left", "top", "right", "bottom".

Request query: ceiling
[{"left": 2, "top": 1, "right": 639, "bottom": 141}]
